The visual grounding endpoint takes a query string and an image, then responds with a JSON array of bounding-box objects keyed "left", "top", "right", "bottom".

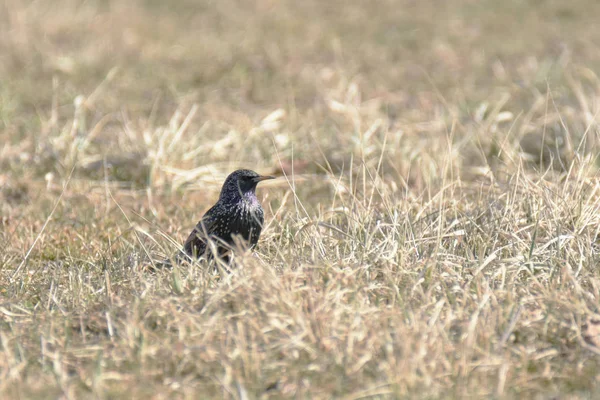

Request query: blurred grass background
[{"left": 2, "top": 0, "right": 600, "bottom": 185}]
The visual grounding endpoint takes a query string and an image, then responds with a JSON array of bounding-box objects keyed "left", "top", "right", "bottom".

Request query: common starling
[{"left": 178, "top": 169, "right": 274, "bottom": 262}]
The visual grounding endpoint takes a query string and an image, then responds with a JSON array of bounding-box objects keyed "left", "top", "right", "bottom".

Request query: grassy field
[{"left": 3, "top": 0, "right": 600, "bottom": 398}]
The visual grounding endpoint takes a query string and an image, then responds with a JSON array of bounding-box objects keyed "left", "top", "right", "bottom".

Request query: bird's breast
[{"left": 224, "top": 201, "right": 263, "bottom": 238}]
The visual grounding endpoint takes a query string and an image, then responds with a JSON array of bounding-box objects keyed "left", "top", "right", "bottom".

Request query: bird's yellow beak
[{"left": 252, "top": 175, "right": 276, "bottom": 183}]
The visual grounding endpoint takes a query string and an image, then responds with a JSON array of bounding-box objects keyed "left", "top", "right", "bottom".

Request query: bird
[{"left": 175, "top": 169, "right": 274, "bottom": 264}]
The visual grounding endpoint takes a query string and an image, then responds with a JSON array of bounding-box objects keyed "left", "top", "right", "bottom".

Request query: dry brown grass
[{"left": 3, "top": 0, "right": 600, "bottom": 398}]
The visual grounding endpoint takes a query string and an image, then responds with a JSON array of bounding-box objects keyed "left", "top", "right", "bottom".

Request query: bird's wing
[{"left": 183, "top": 211, "right": 218, "bottom": 258}]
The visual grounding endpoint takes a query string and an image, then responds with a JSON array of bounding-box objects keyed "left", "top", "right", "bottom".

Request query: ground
[{"left": 2, "top": 0, "right": 600, "bottom": 398}]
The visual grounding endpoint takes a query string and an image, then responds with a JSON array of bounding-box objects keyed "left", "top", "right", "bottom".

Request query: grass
[{"left": 2, "top": 0, "right": 600, "bottom": 398}]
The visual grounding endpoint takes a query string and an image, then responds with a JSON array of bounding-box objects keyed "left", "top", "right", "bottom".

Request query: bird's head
[{"left": 219, "top": 169, "right": 275, "bottom": 201}]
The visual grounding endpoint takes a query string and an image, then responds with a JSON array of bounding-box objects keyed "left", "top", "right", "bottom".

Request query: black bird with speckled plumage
[{"left": 180, "top": 169, "right": 274, "bottom": 262}]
